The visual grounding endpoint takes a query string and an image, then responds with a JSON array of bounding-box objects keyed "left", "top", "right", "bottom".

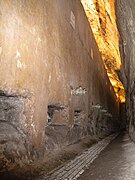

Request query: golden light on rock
[{"left": 81, "top": 0, "right": 125, "bottom": 103}]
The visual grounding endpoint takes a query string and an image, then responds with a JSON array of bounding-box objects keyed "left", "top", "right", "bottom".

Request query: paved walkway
[
  {"left": 79, "top": 132, "right": 135, "bottom": 180},
  {"left": 40, "top": 133, "right": 118, "bottom": 180}
]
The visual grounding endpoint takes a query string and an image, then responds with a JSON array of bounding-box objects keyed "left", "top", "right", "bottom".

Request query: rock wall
[
  {"left": 81, "top": 0, "right": 125, "bottom": 102},
  {"left": 0, "top": 0, "right": 119, "bottom": 172},
  {"left": 115, "top": 0, "right": 135, "bottom": 141}
]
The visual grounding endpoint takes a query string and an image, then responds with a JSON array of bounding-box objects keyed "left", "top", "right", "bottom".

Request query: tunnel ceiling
[{"left": 81, "top": 0, "right": 125, "bottom": 103}]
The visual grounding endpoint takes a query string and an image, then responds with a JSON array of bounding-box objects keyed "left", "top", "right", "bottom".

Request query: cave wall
[
  {"left": 0, "top": 0, "right": 119, "bottom": 172},
  {"left": 115, "top": 0, "right": 135, "bottom": 141},
  {"left": 81, "top": 0, "right": 125, "bottom": 102}
]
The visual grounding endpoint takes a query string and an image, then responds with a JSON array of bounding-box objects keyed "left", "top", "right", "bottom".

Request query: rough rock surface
[
  {"left": 0, "top": 0, "right": 120, "bottom": 174},
  {"left": 81, "top": 0, "right": 125, "bottom": 102},
  {"left": 0, "top": 93, "right": 29, "bottom": 172},
  {"left": 115, "top": 0, "right": 135, "bottom": 141}
]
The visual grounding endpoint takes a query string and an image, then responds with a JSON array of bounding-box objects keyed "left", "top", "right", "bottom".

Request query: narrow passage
[{"left": 79, "top": 132, "right": 135, "bottom": 180}]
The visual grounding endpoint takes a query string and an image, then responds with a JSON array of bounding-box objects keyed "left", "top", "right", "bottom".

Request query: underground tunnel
[{"left": 0, "top": 0, "right": 135, "bottom": 179}]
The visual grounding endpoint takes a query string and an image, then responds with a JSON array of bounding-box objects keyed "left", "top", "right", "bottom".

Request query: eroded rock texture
[
  {"left": 0, "top": 92, "right": 31, "bottom": 172},
  {"left": 81, "top": 0, "right": 125, "bottom": 102},
  {"left": 115, "top": 0, "right": 135, "bottom": 141}
]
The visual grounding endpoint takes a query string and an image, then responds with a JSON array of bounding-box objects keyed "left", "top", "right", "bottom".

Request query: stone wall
[
  {"left": 0, "top": 0, "right": 119, "bottom": 172},
  {"left": 115, "top": 0, "right": 135, "bottom": 141}
]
